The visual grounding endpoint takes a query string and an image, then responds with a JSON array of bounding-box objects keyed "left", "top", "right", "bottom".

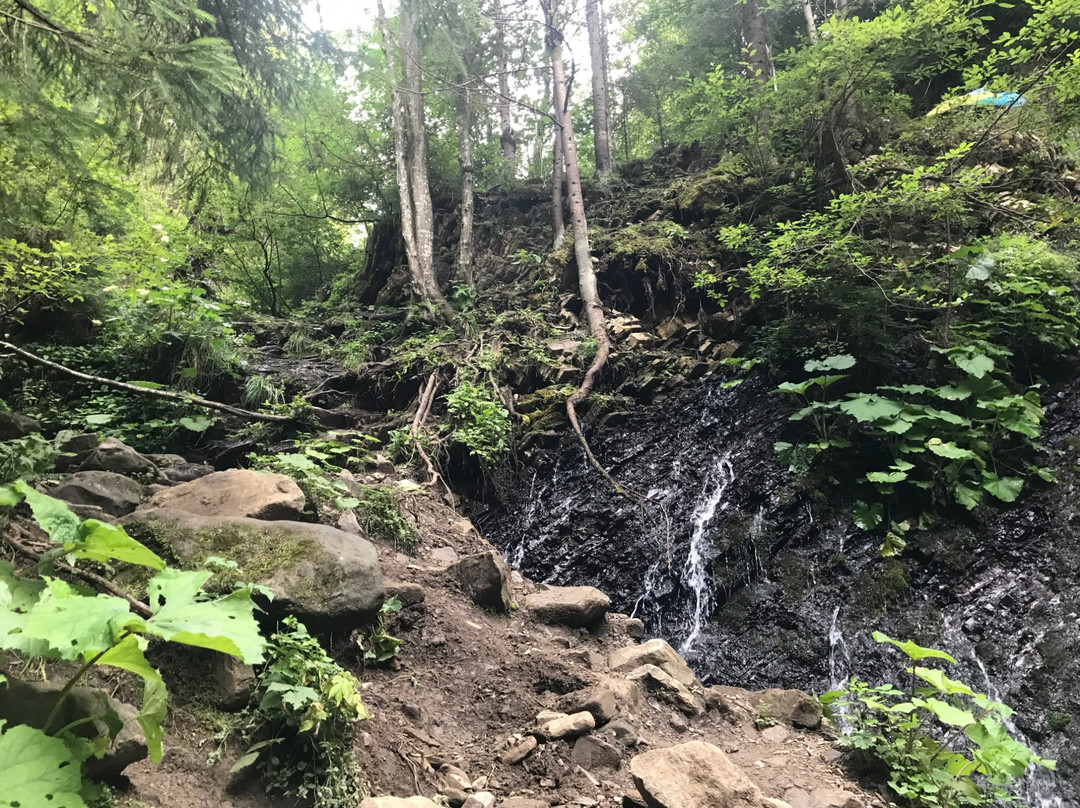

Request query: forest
[{"left": 1, "top": 0, "right": 1080, "bottom": 806}]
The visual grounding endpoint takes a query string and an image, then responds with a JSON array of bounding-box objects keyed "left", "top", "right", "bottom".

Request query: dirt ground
[{"left": 117, "top": 483, "right": 881, "bottom": 808}]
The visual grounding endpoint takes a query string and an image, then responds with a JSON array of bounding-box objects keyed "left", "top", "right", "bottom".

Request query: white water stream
[{"left": 678, "top": 453, "right": 735, "bottom": 656}]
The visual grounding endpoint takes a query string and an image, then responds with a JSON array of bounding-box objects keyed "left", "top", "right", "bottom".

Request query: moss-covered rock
[{"left": 123, "top": 508, "right": 383, "bottom": 630}]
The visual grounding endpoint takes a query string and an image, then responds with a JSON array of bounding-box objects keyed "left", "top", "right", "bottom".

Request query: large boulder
[
  {"left": 124, "top": 509, "right": 383, "bottom": 629},
  {"left": 0, "top": 678, "right": 147, "bottom": 778},
  {"left": 0, "top": 410, "right": 40, "bottom": 440},
  {"left": 751, "top": 688, "right": 823, "bottom": 730},
  {"left": 49, "top": 471, "right": 144, "bottom": 517},
  {"left": 525, "top": 585, "right": 610, "bottom": 628},
  {"left": 77, "top": 437, "right": 159, "bottom": 476},
  {"left": 630, "top": 741, "right": 762, "bottom": 808},
  {"left": 141, "top": 468, "right": 306, "bottom": 520},
  {"left": 609, "top": 638, "right": 698, "bottom": 687},
  {"left": 449, "top": 551, "right": 513, "bottom": 612}
]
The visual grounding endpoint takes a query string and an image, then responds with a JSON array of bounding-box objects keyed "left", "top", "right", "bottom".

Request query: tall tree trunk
[
  {"left": 551, "top": 106, "right": 566, "bottom": 250},
  {"left": 457, "top": 78, "right": 475, "bottom": 288},
  {"left": 802, "top": 0, "right": 818, "bottom": 42},
  {"left": 543, "top": 0, "right": 611, "bottom": 463},
  {"left": 491, "top": 0, "right": 517, "bottom": 180},
  {"left": 740, "top": 0, "right": 773, "bottom": 84},
  {"left": 376, "top": 0, "right": 454, "bottom": 322},
  {"left": 585, "top": 0, "right": 613, "bottom": 183}
]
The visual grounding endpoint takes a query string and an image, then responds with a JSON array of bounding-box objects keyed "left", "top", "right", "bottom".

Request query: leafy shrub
[
  {"left": 242, "top": 374, "right": 287, "bottom": 409},
  {"left": 249, "top": 434, "right": 377, "bottom": 511},
  {"left": 443, "top": 381, "right": 511, "bottom": 468},
  {"left": 0, "top": 482, "right": 265, "bottom": 803},
  {"left": 355, "top": 596, "right": 403, "bottom": 665},
  {"left": 238, "top": 616, "right": 368, "bottom": 808},
  {"left": 0, "top": 432, "right": 60, "bottom": 484},
  {"left": 823, "top": 632, "right": 1055, "bottom": 808},
  {"left": 774, "top": 349, "right": 1052, "bottom": 555},
  {"left": 354, "top": 486, "right": 416, "bottom": 553}
]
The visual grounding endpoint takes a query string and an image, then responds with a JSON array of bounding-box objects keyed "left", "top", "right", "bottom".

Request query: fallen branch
[
  {"left": 4, "top": 523, "right": 153, "bottom": 618},
  {"left": 0, "top": 340, "right": 294, "bottom": 424}
]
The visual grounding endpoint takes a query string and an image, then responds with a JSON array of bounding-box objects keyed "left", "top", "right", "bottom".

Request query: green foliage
[
  {"left": 443, "top": 381, "right": 511, "bottom": 468},
  {"left": 775, "top": 350, "right": 1051, "bottom": 554},
  {"left": 823, "top": 632, "right": 1055, "bottom": 807},
  {"left": 355, "top": 596, "right": 403, "bottom": 665},
  {"left": 0, "top": 432, "right": 61, "bottom": 484},
  {"left": 0, "top": 483, "right": 264, "bottom": 800},
  {"left": 249, "top": 434, "right": 377, "bottom": 512},
  {"left": 242, "top": 375, "right": 287, "bottom": 409},
  {"left": 237, "top": 616, "right": 368, "bottom": 808},
  {"left": 352, "top": 486, "right": 416, "bottom": 553}
]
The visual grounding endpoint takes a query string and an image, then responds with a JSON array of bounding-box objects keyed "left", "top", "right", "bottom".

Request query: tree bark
[
  {"left": 542, "top": 0, "right": 611, "bottom": 466},
  {"left": 551, "top": 111, "right": 566, "bottom": 250},
  {"left": 376, "top": 0, "right": 454, "bottom": 323},
  {"left": 457, "top": 77, "right": 475, "bottom": 288},
  {"left": 801, "top": 0, "right": 818, "bottom": 42},
  {"left": 740, "top": 0, "right": 773, "bottom": 84},
  {"left": 491, "top": 0, "right": 517, "bottom": 180},
  {"left": 585, "top": 0, "right": 613, "bottom": 182}
]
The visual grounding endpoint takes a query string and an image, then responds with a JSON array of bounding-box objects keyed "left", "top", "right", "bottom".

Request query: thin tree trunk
[
  {"left": 0, "top": 340, "right": 294, "bottom": 423},
  {"left": 551, "top": 116, "right": 566, "bottom": 250},
  {"left": 457, "top": 77, "right": 475, "bottom": 288},
  {"left": 492, "top": 0, "right": 517, "bottom": 179},
  {"left": 802, "top": 0, "right": 818, "bottom": 42},
  {"left": 543, "top": 1, "right": 612, "bottom": 471},
  {"left": 740, "top": 0, "right": 773, "bottom": 84},
  {"left": 585, "top": 0, "right": 613, "bottom": 182},
  {"left": 376, "top": 0, "right": 454, "bottom": 323}
]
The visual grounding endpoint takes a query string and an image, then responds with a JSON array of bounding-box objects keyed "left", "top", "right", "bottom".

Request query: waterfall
[{"left": 679, "top": 453, "right": 734, "bottom": 656}]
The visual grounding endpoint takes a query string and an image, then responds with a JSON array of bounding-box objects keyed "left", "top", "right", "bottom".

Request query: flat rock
[
  {"left": 450, "top": 551, "right": 513, "bottom": 612},
  {"left": 141, "top": 468, "right": 306, "bottom": 520},
  {"left": 760, "top": 724, "right": 790, "bottom": 743},
  {"left": 499, "top": 800, "right": 549, "bottom": 808},
  {"left": 360, "top": 799, "right": 441, "bottom": 808},
  {"left": 49, "top": 471, "right": 144, "bottom": 516},
  {"left": 751, "top": 688, "right": 823, "bottom": 729},
  {"left": 560, "top": 683, "right": 618, "bottom": 725},
  {"left": 210, "top": 653, "right": 255, "bottom": 711},
  {"left": 0, "top": 678, "right": 146, "bottom": 778},
  {"left": 500, "top": 734, "right": 538, "bottom": 764},
  {"left": 626, "top": 664, "right": 703, "bottom": 716},
  {"left": 0, "top": 410, "right": 39, "bottom": 440},
  {"left": 571, "top": 734, "right": 623, "bottom": 770},
  {"left": 537, "top": 710, "right": 595, "bottom": 740},
  {"left": 463, "top": 793, "right": 496, "bottom": 808},
  {"left": 811, "top": 789, "right": 864, "bottom": 808},
  {"left": 526, "top": 585, "right": 610, "bottom": 628},
  {"left": 630, "top": 741, "right": 762, "bottom": 808},
  {"left": 599, "top": 718, "right": 639, "bottom": 748},
  {"left": 609, "top": 639, "right": 697, "bottom": 687},
  {"left": 124, "top": 509, "right": 383, "bottom": 629},
  {"left": 78, "top": 437, "right": 158, "bottom": 476},
  {"left": 147, "top": 453, "right": 215, "bottom": 484}
]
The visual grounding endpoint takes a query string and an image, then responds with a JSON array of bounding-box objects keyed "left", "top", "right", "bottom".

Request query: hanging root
[{"left": 409, "top": 371, "right": 450, "bottom": 497}]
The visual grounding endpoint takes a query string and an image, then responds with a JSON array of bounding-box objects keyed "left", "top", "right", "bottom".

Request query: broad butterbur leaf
[
  {"left": 982, "top": 475, "right": 1023, "bottom": 503},
  {"left": 0, "top": 722, "right": 88, "bottom": 808},
  {"left": 873, "top": 632, "right": 958, "bottom": 663}
]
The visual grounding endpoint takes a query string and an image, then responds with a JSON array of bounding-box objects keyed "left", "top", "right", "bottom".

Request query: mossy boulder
[{"left": 124, "top": 508, "right": 383, "bottom": 630}]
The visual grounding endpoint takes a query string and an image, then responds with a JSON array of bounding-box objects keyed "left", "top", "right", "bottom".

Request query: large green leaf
[
  {"left": 14, "top": 481, "right": 80, "bottom": 546},
  {"left": 914, "top": 697, "right": 975, "bottom": 727},
  {"left": 910, "top": 666, "right": 977, "bottom": 696},
  {"left": 926, "top": 439, "right": 975, "bottom": 460},
  {"left": 145, "top": 569, "right": 265, "bottom": 663},
  {"left": 839, "top": 394, "right": 905, "bottom": 423},
  {"left": 804, "top": 354, "right": 856, "bottom": 372},
  {"left": 94, "top": 634, "right": 168, "bottom": 762},
  {"left": 853, "top": 500, "right": 883, "bottom": 530},
  {"left": 873, "top": 632, "right": 958, "bottom": 663},
  {"left": 982, "top": 475, "right": 1024, "bottom": 503},
  {"left": 17, "top": 579, "right": 133, "bottom": 660},
  {"left": 71, "top": 521, "right": 165, "bottom": 570},
  {"left": 0, "top": 721, "right": 88, "bottom": 808}
]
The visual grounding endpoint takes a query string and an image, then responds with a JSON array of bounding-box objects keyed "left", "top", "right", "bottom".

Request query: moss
[
  {"left": 851, "top": 560, "right": 909, "bottom": 619},
  {"left": 1049, "top": 712, "right": 1072, "bottom": 731},
  {"left": 776, "top": 554, "right": 815, "bottom": 601}
]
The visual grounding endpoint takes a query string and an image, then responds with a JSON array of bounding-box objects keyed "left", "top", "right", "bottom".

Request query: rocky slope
[{"left": 1, "top": 424, "right": 880, "bottom": 808}]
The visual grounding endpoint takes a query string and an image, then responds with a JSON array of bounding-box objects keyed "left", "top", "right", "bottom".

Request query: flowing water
[{"left": 481, "top": 373, "right": 1080, "bottom": 804}]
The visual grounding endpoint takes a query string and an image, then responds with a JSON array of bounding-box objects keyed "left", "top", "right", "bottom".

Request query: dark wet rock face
[{"left": 481, "top": 374, "right": 1080, "bottom": 804}]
